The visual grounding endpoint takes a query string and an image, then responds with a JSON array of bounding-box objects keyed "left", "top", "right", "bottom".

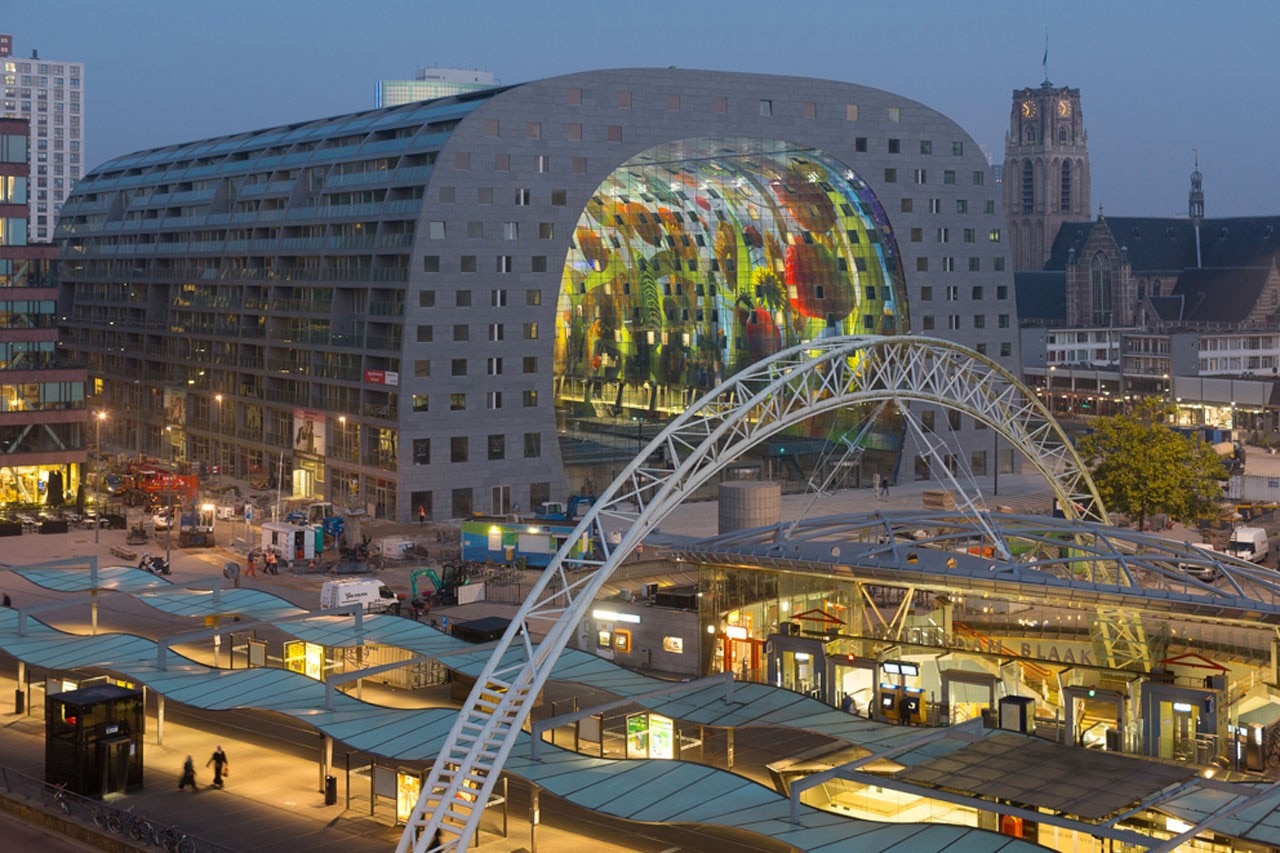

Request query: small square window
[
  {"left": 460, "top": 256, "right": 477, "bottom": 274},
  {"left": 523, "top": 356, "right": 537, "bottom": 373},
  {"left": 423, "top": 256, "right": 440, "bottom": 273},
  {"left": 439, "top": 187, "right": 455, "bottom": 204},
  {"left": 567, "top": 88, "right": 582, "bottom": 106},
  {"left": 900, "top": 198, "right": 913, "bottom": 213},
  {"left": 453, "top": 324, "right": 469, "bottom": 341},
  {"left": 524, "top": 432, "right": 541, "bottom": 458},
  {"left": 666, "top": 94, "right": 681, "bottom": 110},
  {"left": 1000, "top": 342, "right": 1012, "bottom": 357},
  {"left": 617, "top": 90, "right": 632, "bottom": 108},
  {"left": 411, "top": 394, "right": 429, "bottom": 413},
  {"left": 483, "top": 119, "right": 500, "bottom": 137},
  {"left": 884, "top": 168, "right": 897, "bottom": 183},
  {"left": 607, "top": 125, "right": 622, "bottom": 143},
  {"left": 477, "top": 187, "right": 494, "bottom": 205},
  {"left": 522, "top": 389, "right": 538, "bottom": 407},
  {"left": 450, "top": 394, "right": 466, "bottom": 411},
  {"left": 526, "top": 121, "right": 541, "bottom": 139},
  {"left": 536, "top": 154, "right": 549, "bottom": 173},
  {"left": 454, "top": 152, "right": 470, "bottom": 170},
  {"left": 759, "top": 99, "right": 773, "bottom": 116},
  {"left": 846, "top": 104, "right": 859, "bottom": 121},
  {"left": 450, "top": 436, "right": 468, "bottom": 462},
  {"left": 523, "top": 322, "right": 539, "bottom": 340},
  {"left": 714, "top": 96, "right": 728, "bottom": 113},
  {"left": 467, "top": 221, "right": 484, "bottom": 238},
  {"left": 531, "top": 256, "right": 547, "bottom": 273},
  {"left": 888, "top": 139, "right": 900, "bottom": 154},
  {"left": 916, "top": 257, "right": 928, "bottom": 272},
  {"left": 920, "top": 140, "right": 932, "bottom": 155},
  {"left": 803, "top": 101, "right": 816, "bottom": 119},
  {"left": 920, "top": 286, "right": 933, "bottom": 301},
  {"left": 416, "top": 325, "right": 433, "bottom": 343},
  {"left": 412, "top": 439, "right": 430, "bottom": 465},
  {"left": 497, "top": 256, "right": 513, "bottom": 273},
  {"left": 488, "top": 434, "right": 505, "bottom": 461},
  {"left": 451, "top": 358, "right": 466, "bottom": 376},
  {"left": 515, "top": 188, "right": 531, "bottom": 205},
  {"left": 887, "top": 106, "right": 900, "bottom": 122},
  {"left": 952, "top": 141, "right": 964, "bottom": 156},
  {"left": 571, "top": 156, "right": 587, "bottom": 174},
  {"left": 943, "top": 170, "right": 956, "bottom": 185},
  {"left": 539, "top": 222, "right": 554, "bottom": 239},
  {"left": 551, "top": 190, "right": 567, "bottom": 206},
  {"left": 526, "top": 290, "right": 541, "bottom": 307},
  {"left": 566, "top": 123, "right": 582, "bottom": 141},
  {"left": 973, "top": 170, "right": 985, "bottom": 186},
  {"left": 428, "top": 221, "right": 445, "bottom": 239},
  {"left": 494, "top": 153, "right": 510, "bottom": 171},
  {"left": 855, "top": 137, "right": 867, "bottom": 152},
  {"left": 414, "top": 360, "right": 430, "bottom": 377}
]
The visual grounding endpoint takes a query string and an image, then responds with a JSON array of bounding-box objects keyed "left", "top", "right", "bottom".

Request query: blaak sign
[{"left": 363, "top": 370, "right": 399, "bottom": 386}]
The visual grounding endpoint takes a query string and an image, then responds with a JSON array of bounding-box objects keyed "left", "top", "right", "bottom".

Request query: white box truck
[
  {"left": 320, "top": 578, "right": 400, "bottom": 613},
  {"left": 1225, "top": 526, "right": 1269, "bottom": 563}
]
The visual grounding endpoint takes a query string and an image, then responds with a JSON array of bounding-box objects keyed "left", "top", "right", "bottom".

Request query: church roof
[
  {"left": 1169, "top": 266, "right": 1273, "bottom": 324},
  {"left": 1014, "top": 271, "right": 1067, "bottom": 323},
  {"left": 1146, "top": 295, "right": 1185, "bottom": 323},
  {"left": 1044, "top": 216, "right": 1280, "bottom": 273}
]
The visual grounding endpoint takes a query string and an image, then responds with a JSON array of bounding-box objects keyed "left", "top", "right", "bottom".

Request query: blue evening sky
[{"left": 10, "top": 0, "right": 1278, "bottom": 217}]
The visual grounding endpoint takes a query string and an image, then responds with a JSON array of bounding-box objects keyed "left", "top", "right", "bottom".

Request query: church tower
[{"left": 1003, "top": 79, "right": 1090, "bottom": 271}]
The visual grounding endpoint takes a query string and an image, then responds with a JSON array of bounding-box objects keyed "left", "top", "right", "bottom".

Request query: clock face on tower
[
  {"left": 1057, "top": 99, "right": 1072, "bottom": 118},
  {"left": 1021, "top": 100, "right": 1037, "bottom": 118}
]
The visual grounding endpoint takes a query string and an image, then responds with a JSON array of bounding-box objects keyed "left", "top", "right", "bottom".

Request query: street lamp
[{"left": 93, "top": 410, "right": 107, "bottom": 544}]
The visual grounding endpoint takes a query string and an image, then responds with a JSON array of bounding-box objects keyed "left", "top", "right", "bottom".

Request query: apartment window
[
  {"left": 451, "top": 358, "right": 467, "bottom": 376},
  {"left": 468, "top": 221, "right": 484, "bottom": 238},
  {"left": 523, "top": 322, "right": 539, "bottom": 340},
  {"left": 920, "top": 286, "right": 933, "bottom": 301},
  {"left": 539, "top": 222, "right": 554, "bottom": 239},
  {"left": 994, "top": 257, "right": 1006, "bottom": 272},
  {"left": 922, "top": 411, "right": 935, "bottom": 432},
  {"left": 914, "top": 169, "right": 927, "bottom": 184},
  {"left": 567, "top": 87, "right": 582, "bottom": 106},
  {"left": 456, "top": 290, "right": 472, "bottom": 307},
  {"left": 489, "top": 323, "right": 504, "bottom": 341},
  {"left": 571, "top": 156, "right": 587, "bottom": 174},
  {"left": 523, "top": 389, "right": 538, "bottom": 407},
  {"left": 920, "top": 140, "right": 932, "bottom": 155},
  {"left": 943, "top": 170, "right": 956, "bottom": 185},
  {"left": 450, "top": 393, "right": 466, "bottom": 411},
  {"left": 412, "top": 439, "right": 430, "bottom": 465},
  {"left": 487, "top": 391, "right": 502, "bottom": 410},
  {"left": 976, "top": 343, "right": 987, "bottom": 355},
  {"left": 551, "top": 190, "right": 567, "bottom": 206},
  {"left": 487, "top": 357, "right": 503, "bottom": 375},
  {"left": 491, "top": 289, "right": 508, "bottom": 307},
  {"left": 887, "top": 106, "right": 900, "bottom": 122},
  {"left": 855, "top": 137, "right": 867, "bottom": 152},
  {"left": 478, "top": 187, "right": 493, "bottom": 204},
  {"left": 667, "top": 94, "right": 681, "bottom": 110},
  {"left": 450, "top": 436, "right": 468, "bottom": 462},
  {"left": 996, "top": 285, "right": 1008, "bottom": 299},
  {"left": 963, "top": 228, "right": 975, "bottom": 243},
  {"left": 411, "top": 394, "right": 429, "bottom": 413},
  {"left": 945, "top": 285, "right": 959, "bottom": 302},
  {"left": 495, "top": 153, "right": 510, "bottom": 171},
  {"left": 968, "top": 257, "right": 981, "bottom": 272},
  {"left": 888, "top": 139, "right": 900, "bottom": 154},
  {"left": 714, "top": 96, "right": 728, "bottom": 113},
  {"left": 974, "top": 315, "right": 986, "bottom": 329},
  {"left": 424, "top": 256, "right": 440, "bottom": 273},
  {"left": 617, "top": 91, "right": 632, "bottom": 108},
  {"left": 900, "top": 198, "right": 913, "bottom": 213},
  {"left": 948, "top": 410, "right": 962, "bottom": 431},
  {"left": 929, "top": 198, "right": 941, "bottom": 214},
  {"left": 973, "top": 170, "right": 985, "bottom": 186},
  {"left": 936, "top": 227, "right": 949, "bottom": 243},
  {"left": 802, "top": 101, "right": 816, "bottom": 119},
  {"left": 884, "top": 168, "right": 897, "bottom": 184},
  {"left": 759, "top": 99, "right": 773, "bottom": 116},
  {"left": 536, "top": 154, "right": 550, "bottom": 173},
  {"left": 952, "top": 141, "right": 964, "bottom": 156},
  {"left": 984, "top": 200, "right": 996, "bottom": 214},
  {"left": 566, "top": 123, "right": 582, "bottom": 141},
  {"left": 453, "top": 324, "right": 469, "bottom": 341},
  {"left": 523, "top": 356, "right": 537, "bottom": 373},
  {"left": 488, "top": 434, "right": 505, "bottom": 460},
  {"left": 515, "top": 188, "right": 531, "bottom": 205},
  {"left": 998, "top": 314, "right": 1010, "bottom": 328},
  {"left": 948, "top": 315, "right": 961, "bottom": 331},
  {"left": 524, "top": 432, "right": 541, "bottom": 458},
  {"left": 531, "top": 256, "right": 547, "bottom": 273},
  {"left": 921, "top": 315, "right": 935, "bottom": 330},
  {"left": 942, "top": 257, "right": 956, "bottom": 272},
  {"left": 454, "top": 152, "right": 470, "bottom": 169},
  {"left": 1000, "top": 342, "right": 1012, "bottom": 357},
  {"left": 956, "top": 199, "right": 968, "bottom": 214},
  {"left": 526, "top": 289, "right": 542, "bottom": 306},
  {"left": 607, "top": 125, "right": 622, "bottom": 143},
  {"left": 414, "top": 360, "right": 430, "bottom": 377},
  {"left": 846, "top": 104, "right": 860, "bottom": 121},
  {"left": 483, "top": 119, "right": 500, "bottom": 137},
  {"left": 526, "top": 121, "right": 541, "bottom": 140},
  {"left": 916, "top": 257, "right": 929, "bottom": 272},
  {"left": 416, "top": 325, "right": 433, "bottom": 343},
  {"left": 910, "top": 228, "right": 923, "bottom": 243},
  {"left": 451, "top": 488, "right": 472, "bottom": 517},
  {"left": 989, "top": 229, "right": 1002, "bottom": 242},
  {"left": 428, "top": 221, "right": 445, "bottom": 239},
  {"left": 497, "top": 256, "right": 513, "bottom": 273}
]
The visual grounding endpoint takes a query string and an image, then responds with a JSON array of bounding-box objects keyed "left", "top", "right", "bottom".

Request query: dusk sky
[{"left": 11, "top": 0, "right": 1279, "bottom": 218}]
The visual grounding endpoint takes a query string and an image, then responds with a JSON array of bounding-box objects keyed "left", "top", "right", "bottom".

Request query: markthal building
[{"left": 56, "top": 69, "right": 1016, "bottom": 522}]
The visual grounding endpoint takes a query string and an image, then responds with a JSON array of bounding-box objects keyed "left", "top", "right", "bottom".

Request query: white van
[
  {"left": 1225, "top": 526, "right": 1269, "bottom": 564},
  {"left": 320, "top": 578, "right": 400, "bottom": 614}
]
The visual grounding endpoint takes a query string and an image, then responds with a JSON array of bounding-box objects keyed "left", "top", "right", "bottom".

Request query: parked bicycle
[
  {"left": 158, "top": 823, "right": 196, "bottom": 853},
  {"left": 50, "top": 782, "right": 74, "bottom": 817}
]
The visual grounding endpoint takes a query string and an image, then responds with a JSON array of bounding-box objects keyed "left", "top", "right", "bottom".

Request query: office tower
[{"left": 375, "top": 67, "right": 496, "bottom": 107}]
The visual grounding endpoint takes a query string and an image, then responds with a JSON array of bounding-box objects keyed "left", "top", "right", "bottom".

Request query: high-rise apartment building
[
  {"left": 0, "top": 117, "right": 87, "bottom": 506},
  {"left": 0, "top": 36, "right": 85, "bottom": 244},
  {"left": 375, "top": 67, "right": 496, "bottom": 108}
]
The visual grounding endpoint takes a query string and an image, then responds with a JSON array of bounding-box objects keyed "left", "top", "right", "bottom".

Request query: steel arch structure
[{"left": 398, "top": 334, "right": 1106, "bottom": 852}]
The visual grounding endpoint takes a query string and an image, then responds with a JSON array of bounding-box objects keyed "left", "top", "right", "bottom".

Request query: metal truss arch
[{"left": 399, "top": 334, "right": 1105, "bottom": 852}]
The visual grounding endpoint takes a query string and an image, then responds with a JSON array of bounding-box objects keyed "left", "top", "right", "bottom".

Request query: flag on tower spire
[{"left": 1042, "top": 29, "right": 1050, "bottom": 85}]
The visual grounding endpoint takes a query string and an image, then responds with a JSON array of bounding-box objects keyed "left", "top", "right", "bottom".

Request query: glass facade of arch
[{"left": 554, "top": 139, "right": 907, "bottom": 447}]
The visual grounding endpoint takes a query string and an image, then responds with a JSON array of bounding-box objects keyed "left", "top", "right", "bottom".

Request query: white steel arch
[{"left": 398, "top": 334, "right": 1106, "bottom": 852}]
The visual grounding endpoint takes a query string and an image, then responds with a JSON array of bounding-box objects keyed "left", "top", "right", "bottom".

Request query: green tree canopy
[{"left": 1076, "top": 400, "right": 1225, "bottom": 531}]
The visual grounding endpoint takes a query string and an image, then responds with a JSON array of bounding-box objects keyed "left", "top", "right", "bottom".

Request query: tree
[{"left": 1076, "top": 400, "right": 1225, "bottom": 532}]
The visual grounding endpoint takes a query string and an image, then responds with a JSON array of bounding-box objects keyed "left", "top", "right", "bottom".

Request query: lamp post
[
  {"left": 1047, "top": 366, "right": 1056, "bottom": 415},
  {"left": 93, "top": 411, "right": 106, "bottom": 544}
]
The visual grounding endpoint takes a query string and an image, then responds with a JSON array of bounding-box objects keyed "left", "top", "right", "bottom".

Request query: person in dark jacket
[
  {"left": 178, "top": 755, "right": 198, "bottom": 791},
  {"left": 206, "top": 745, "right": 229, "bottom": 788}
]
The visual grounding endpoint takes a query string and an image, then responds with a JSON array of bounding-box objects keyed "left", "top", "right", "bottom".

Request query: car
[{"left": 152, "top": 509, "right": 173, "bottom": 530}]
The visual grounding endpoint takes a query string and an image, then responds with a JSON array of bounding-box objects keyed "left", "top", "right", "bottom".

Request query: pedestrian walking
[
  {"left": 244, "top": 558, "right": 257, "bottom": 578},
  {"left": 178, "top": 755, "right": 198, "bottom": 791},
  {"left": 206, "top": 745, "right": 229, "bottom": 788},
  {"left": 418, "top": 505, "right": 426, "bottom": 525},
  {"left": 265, "top": 552, "right": 279, "bottom": 575},
  {"left": 879, "top": 478, "right": 890, "bottom": 500}
]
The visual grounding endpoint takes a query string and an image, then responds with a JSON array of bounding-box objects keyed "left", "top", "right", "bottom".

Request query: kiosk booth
[{"left": 45, "top": 683, "right": 144, "bottom": 798}]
